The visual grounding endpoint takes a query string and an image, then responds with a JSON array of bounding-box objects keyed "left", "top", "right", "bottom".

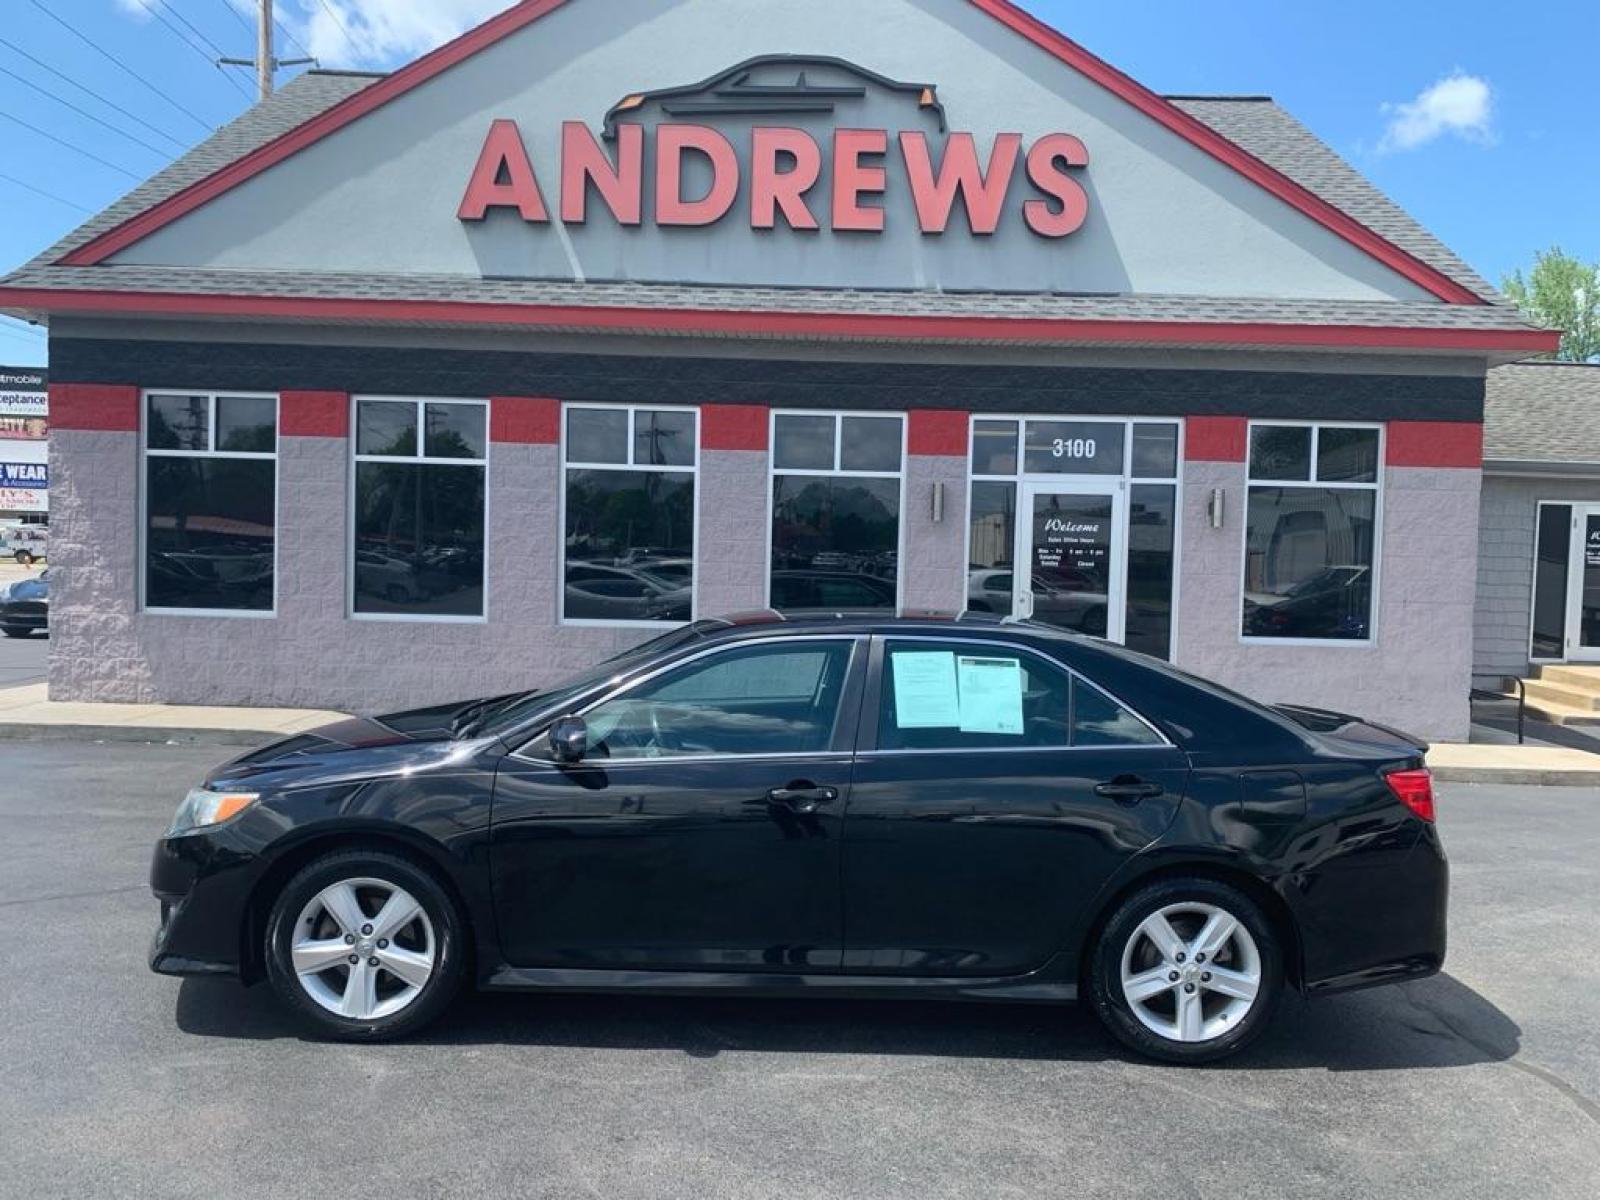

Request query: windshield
[{"left": 472, "top": 621, "right": 719, "bottom": 737}]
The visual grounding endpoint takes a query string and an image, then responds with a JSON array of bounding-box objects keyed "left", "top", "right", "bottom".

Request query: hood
[{"left": 206, "top": 706, "right": 490, "bottom": 791}]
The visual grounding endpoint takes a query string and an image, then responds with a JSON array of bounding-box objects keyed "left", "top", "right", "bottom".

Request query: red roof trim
[
  {"left": 0, "top": 287, "right": 1560, "bottom": 353},
  {"left": 53, "top": 0, "right": 1484, "bottom": 305}
]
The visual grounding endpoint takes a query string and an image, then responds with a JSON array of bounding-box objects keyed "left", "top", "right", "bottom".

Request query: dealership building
[{"left": 0, "top": 0, "right": 1563, "bottom": 739}]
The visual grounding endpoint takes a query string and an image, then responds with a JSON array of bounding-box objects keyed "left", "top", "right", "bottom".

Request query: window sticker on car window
[
  {"left": 957, "top": 656, "right": 1025, "bottom": 735},
  {"left": 891, "top": 651, "right": 961, "bottom": 728}
]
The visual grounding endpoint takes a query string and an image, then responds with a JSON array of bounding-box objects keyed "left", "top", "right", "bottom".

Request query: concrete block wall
[
  {"left": 697, "top": 405, "right": 771, "bottom": 615},
  {"left": 902, "top": 411, "right": 969, "bottom": 612},
  {"left": 1174, "top": 418, "right": 1483, "bottom": 742},
  {"left": 1473, "top": 474, "right": 1600, "bottom": 680}
]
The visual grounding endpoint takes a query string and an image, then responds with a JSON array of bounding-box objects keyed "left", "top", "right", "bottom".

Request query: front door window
[{"left": 1573, "top": 512, "right": 1600, "bottom": 659}]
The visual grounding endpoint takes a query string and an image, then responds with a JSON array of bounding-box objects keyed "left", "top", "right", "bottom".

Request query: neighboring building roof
[
  {"left": 0, "top": 30, "right": 1554, "bottom": 356},
  {"left": 1485, "top": 362, "right": 1600, "bottom": 467}
]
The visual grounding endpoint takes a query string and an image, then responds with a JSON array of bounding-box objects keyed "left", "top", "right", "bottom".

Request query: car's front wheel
[
  {"left": 1088, "top": 876, "right": 1282, "bottom": 1064},
  {"left": 264, "top": 849, "right": 467, "bottom": 1041}
]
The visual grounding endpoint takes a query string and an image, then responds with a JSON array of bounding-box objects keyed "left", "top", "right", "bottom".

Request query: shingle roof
[
  {"left": 1485, "top": 362, "right": 1600, "bottom": 464},
  {"left": 0, "top": 74, "right": 1540, "bottom": 346}
]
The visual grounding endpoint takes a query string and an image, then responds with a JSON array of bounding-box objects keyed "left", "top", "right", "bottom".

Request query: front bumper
[{"left": 148, "top": 829, "right": 261, "bottom": 978}]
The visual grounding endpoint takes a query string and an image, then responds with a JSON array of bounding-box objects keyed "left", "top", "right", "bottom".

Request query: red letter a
[{"left": 458, "top": 119, "right": 549, "bottom": 222}]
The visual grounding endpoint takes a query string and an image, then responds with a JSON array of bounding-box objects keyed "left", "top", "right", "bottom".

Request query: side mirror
[{"left": 549, "top": 715, "right": 588, "bottom": 764}]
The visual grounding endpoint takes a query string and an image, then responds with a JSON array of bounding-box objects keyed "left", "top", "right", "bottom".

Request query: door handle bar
[{"left": 765, "top": 786, "right": 839, "bottom": 814}]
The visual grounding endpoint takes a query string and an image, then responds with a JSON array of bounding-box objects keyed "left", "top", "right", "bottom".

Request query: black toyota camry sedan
[{"left": 149, "top": 612, "right": 1445, "bottom": 1063}]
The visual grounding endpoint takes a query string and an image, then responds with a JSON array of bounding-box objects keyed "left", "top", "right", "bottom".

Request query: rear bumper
[{"left": 1296, "top": 824, "right": 1449, "bottom": 994}]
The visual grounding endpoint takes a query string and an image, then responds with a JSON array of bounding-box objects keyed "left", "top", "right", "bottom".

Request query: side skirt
[{"left": 483, "top": 966, "right": 1077, "bottom": 1004}]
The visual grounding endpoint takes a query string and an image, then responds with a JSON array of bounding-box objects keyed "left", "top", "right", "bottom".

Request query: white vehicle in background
[{"left": 0, "top": 523, "right": 48, "bottom": 565}]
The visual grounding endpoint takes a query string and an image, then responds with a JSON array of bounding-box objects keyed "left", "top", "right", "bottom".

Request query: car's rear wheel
[
  {"left": 14, "top": 551, "right": 34, "bottom": 565},
  {"left": 264, "top": 849, "right": 466, "bottom": 1041},
  {"left": 1088, "top": 876, "right": 1282, "bottom": 1064}
]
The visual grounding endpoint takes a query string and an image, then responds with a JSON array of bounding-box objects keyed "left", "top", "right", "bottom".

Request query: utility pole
[{"left": 221, "top": 0, "right": 315, "bottom": 103}]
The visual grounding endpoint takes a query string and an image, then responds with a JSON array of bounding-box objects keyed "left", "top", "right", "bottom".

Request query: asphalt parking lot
[
  {"left": 0, "top": 561, "right": 47, "bottom": 689},
  {"left": 0, "top": 740, "right": 1595, "bottom": 1200}
]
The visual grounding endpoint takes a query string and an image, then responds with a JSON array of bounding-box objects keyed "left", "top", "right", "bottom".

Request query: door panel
[
  {"left": 840, "top": 637, "right": 1186, "bottom": 976},
  {"left": 491, "top": 755, "right": 851, "bottom": 970},
  {"left": 841, "top": 746, "right": 1187, "bottom": 974},
  {"left": 489, "top": 636, "right": 862, "bottom": 970}
]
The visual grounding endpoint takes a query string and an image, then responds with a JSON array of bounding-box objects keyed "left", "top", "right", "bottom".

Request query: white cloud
[
  {"left": 1378, "top": 71, "right": 1495, "bottom": 153},
  {"left": 283, "top": 0, "right": 512, "bottom": 69}
]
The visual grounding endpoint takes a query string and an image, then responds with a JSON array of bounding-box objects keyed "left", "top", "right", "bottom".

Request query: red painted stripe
[
  {"left": 490, "top": 395, "right": 560, "bottom": 443},
  {"left": 50, "top": 0, "right": 1480, "bottom": 306},
  {"left": 908, "top": 409, "right": 969, "bottom": 456},
  {"left": 0, "top": 288, "right": 1562, "bottom": 354},
  {"left": 701, "top": 404, "right": 769, "bottom": 452},
  {"left": 280, "top": 390, "right": 349, "bottom": 437},
  {"left": 1386, "top": 420, "right": 1482, "bottom": 468},
  {"left": 1185, "top": 416, "right": 1248, "bottom": 461},
  {"left": 48, "top": 382, "right": 138, "bottom": 432}
]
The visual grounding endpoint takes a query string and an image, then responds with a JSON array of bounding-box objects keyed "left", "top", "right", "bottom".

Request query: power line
[
  {"left": 0, "top": 109, "right": 142, "bottom": 180},
  {"left": 216, "top": 1, "right": 315, "bottom": 68},
  {"left": 0, "top": 63, "right": 178, "bottom": 161},
  {"left": 124, "top": 0, "right": 255, "bottom": 102},
  {"left": 26, "top": 0, "right": 216, "bottom": 134},
  {"left": 316, "top": 0, "right": 359, "bottom": 52},
  {"left": 0, "top": 170, "right": 98, "bottom": 216},
  {"left": 0, "top": 33, "right": 190, "bottom": 151}
]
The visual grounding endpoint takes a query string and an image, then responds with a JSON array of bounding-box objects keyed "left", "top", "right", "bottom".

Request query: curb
[
  {"left": 0, "top": 724, "right": 280, "bottom": 748},
  {"left": 1431, "top": 765, "right": 1600, "bottom": 787}
]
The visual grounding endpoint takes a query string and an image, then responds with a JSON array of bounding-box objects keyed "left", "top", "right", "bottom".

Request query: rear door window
[{"left": 877, "top": 640, "right": 1163, "bottom": 751}]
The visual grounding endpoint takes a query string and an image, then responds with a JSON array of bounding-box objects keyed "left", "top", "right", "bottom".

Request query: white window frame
[
  {"left": 349, "top": 394, "right": 490, "bottom": 624},
  {"left": 139, "top": 388, "right": 280, "bottom": 618},
  {"left": 560, "top": 402, "right": 700, "bottom": 629},
  {"left": 765, "top": 409, "right": 908, "bottom": 612},
  {"left": 1239, "top": 419, "right": 1385, "bottom": 648},
  {"left": 964, "top": 415, "right": 1185, "bottom": 658}
]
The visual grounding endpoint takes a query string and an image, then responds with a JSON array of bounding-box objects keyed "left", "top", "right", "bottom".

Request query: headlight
[{"left": 168, "top": 787, "right": 259, "bottom": 837}]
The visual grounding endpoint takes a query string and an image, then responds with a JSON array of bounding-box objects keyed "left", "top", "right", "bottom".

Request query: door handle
[
  {"left": 765, "top": 785, "right": 839, "bottom": 815},
  {"left": 1094, "top": 776, "right": 1165, "bottom": 805}
]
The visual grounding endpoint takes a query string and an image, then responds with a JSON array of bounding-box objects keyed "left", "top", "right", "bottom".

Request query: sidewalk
[
  {"left": 1426, "top": 742, "right": 1600, "bottom": 787},
  {"left": 0, "top": 683, "right": 347, "bottom": 747}
]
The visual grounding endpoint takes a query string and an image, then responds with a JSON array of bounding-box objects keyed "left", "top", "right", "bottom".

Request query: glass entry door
[
  {"left": 1567, "top": 506, "right": 1600, "bottom": 661},
  {"left": 1015, "top": 483, "right": 1126, "bottom": 641}
]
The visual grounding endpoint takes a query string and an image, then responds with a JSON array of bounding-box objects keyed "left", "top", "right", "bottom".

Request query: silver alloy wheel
[
  {"left": 291, "top": 877, "right": 436, "bottom": 1021},
  {"left": 1119, "top": 901, "right": 1261, "bottom": 1043}
]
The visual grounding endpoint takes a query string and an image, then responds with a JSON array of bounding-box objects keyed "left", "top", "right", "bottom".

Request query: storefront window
[
  {"left": 563, "top": 404, "right": 696, "bottom": 624},
  {"left": 143, "top": 392, "right": 277, "bottom": 613},
  {"left": 352, "top": 397, "right": 487, "bottom": 618},
  {"left": 1242, "top": 423, "right": 1380, "bottom": 641},
  {"left": 770, "top": 412, "right": 903, "bottom": 611},
  {"left": 967, "top": 417, "right": 1179, "bottom": 658}
]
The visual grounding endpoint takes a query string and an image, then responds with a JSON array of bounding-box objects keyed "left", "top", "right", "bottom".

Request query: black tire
[
  {"left": 1088, "top": 876, "right": 1283, "bottom": 1064},
  {"left": 264, "top": 849, "right": 467, "bottom": 1041},
  {"left": 14, "top": 551, "right": 33, "bottom": 565}
]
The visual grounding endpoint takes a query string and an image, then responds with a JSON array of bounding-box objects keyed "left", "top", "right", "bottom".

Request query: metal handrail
[{"left": 1470, "top": 674, "right": 1525, "bottom": 745}]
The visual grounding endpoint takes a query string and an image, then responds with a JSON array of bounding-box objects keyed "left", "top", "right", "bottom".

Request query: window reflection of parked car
[
  {"left": 966, "top": 568, "right": 1107, "bottom": 635},
  {"left": 770, "top": 571, "right": 897, "bottom": 610},
  {"left": 356, "top": 550, "right": 425, "bottom": 604},
  {"left": 0, "top": 524, "right": 48, "bottom": 565},
  {"left": 1244, "top": 565, "right": 1370, "bottom": 639},
  {"left": 567, "top": 562, "right": 690, "bottom": 621},
  {"left": 0, "top": 568, "right": 48, "bottom": 637}
]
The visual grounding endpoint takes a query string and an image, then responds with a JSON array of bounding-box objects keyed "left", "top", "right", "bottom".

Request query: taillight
[{"left": 1383, "top": 767, "right": 1436, "bottom": 822}]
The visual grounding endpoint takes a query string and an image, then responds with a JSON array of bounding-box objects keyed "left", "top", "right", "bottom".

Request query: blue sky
[{"left": 2, "top": 0, "right": 1597, "bottom": 367}]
